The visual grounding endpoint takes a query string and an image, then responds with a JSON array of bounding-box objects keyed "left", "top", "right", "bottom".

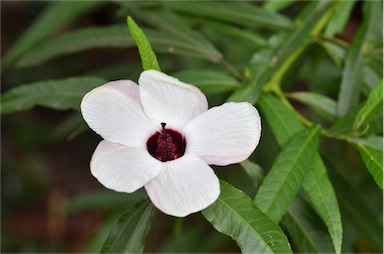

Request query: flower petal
[
  {"left": 139, "top": 70, "right": 208, "bottom": 130},
  {"left": 81, "top": 80, "right": 156, "bottom": 147},
  {"left": 183, "top": 102, "right": 261, "bottom": 166},
  {"left": 145, "top": 154, "right": 220, "bottom": 217},
  {"left": 91, "top": 140, "right": 162, "bottom": 193}
]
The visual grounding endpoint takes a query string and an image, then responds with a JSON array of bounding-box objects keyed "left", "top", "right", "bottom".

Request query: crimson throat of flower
[{"left": 147, "top": 122, "right": 186, "bottom": 162}]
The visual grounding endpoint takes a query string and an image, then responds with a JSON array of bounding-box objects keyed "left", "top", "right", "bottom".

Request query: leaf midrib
[
  {"left": 263, "top": 127, "right": 318, "bottom": 220},
  {"left": 216, "top": 196, "right": 274, "bottom": 253},
  {"left": 261, "top": 95, "right": 303, "bottom": 146},
  {"left": 286, "top": 207, "right": 323, "bottom": 253},
  {"left": 304, "top": 158, "right": 342, "bottom": 253}
]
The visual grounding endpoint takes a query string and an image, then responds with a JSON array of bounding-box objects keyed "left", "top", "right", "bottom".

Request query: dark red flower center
[{"left": 147, "top": 123, "right": 186, "bottom": 162}]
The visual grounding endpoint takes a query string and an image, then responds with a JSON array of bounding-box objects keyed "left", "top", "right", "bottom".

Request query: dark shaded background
[{"left": 1, "top": 1, "right": 364, "bottom": 253}]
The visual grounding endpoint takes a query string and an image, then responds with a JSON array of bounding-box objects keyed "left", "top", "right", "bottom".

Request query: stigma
[{"left": 147, "top": 123, "right": 186, "bottom": 162}]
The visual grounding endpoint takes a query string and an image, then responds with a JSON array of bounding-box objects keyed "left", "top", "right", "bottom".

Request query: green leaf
[
  {"left": 288, "top": 92, "right": 337, "bottom": 122},
  {"left": 332, "top": 170, "right": 383, "bottom": 252},
  {"left": 282, "top": 197, "right": 334, "bottom": 253},
  {"left": 240, "top": 160, "right": 265, "bottom": 190},
  {"left": 1, "top": 77, "right": 106, "bottom": 114},
  {"left": 100, "top": 199, "right": 155, "bottom": 254},
  {"left": 257, "top": 93, "right": 304, "bottom": 147},
  {"left": 203, "top": 21, "right": 267, "bottom": 47},
  {"left": 324, "top": 0, "right": 357, "bottom": 37},
  {"left": 172, "top": 69, "right": 240, "bottom": 95},
  {"left": 352, "top": 137, "right": 383, "bottom": 189},
  {"left": 254, "top": 126, "right": 320, "bottom": 223},
  {"left": 228, "top": 1, "right": 333, "bottom": 103},
  {"left": 337, "top": 1, "right": 381, "bottom": 117},
  {"left": 167, "top": 2, "right": 291, "bottom": 30},
  {"left": 145, "top": 29, "right": 220, "bottom": 62},
  {"left": 263, "top": 0, "right": 295, "bottom": 12},
  {"left": 130, "top": 10, "right": 223, "bottom": 63},
  {"left": 16, "top": 25, "right": 134, "bottom": 68},
  {"left": 354, "top": 81, "right": 383, "bottom": 130},
  {"left": 2, "top": 1, "right": 103, "bottom": 69},
  {"left": 320, "top": 41, "right": 347, "bottom": 68},
  {"left": 328, "top": 114, "right": 356, "bottom": 135},
  {"left": 127, "top": 16, "right": 160, "bottom": 71},
  {"left": 257, "top": 94, "right": 342, "bottom": 253},
  {"left": 303, "top": 154, "right": 343, "bottom": 254},
  {"left": 83, "top": 214, "right": 122, "bottom": 253},
  {"left": 202, "top": 180, "right": 292, "bottom": 254}
]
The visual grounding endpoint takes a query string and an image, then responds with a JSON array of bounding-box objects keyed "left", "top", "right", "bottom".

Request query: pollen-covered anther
[{"left": 147, "top": 123, "right": 186, "bottom": 162}]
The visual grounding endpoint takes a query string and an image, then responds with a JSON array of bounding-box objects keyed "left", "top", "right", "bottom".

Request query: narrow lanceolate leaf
[
  {"left": 320, "top": 41, "right": 346, "bottom": 68},
  {"left": 258, "top": 93, "right": 342, "bottom": 253},
  {"left": 202, "top": 180, "right": 292, "bottom": 254},
  {"left": 254, "top": 126, "right": 320, "bottom": 223},
  {"left": 130, "top": 10, "right": 222, "bottom": 63},
  {"left": 354, "top": 81, "right": 383, "bottom": 130},
  {"left": 282, "top": 197, "right": 334, "bottom": 253},
  {"left": 337, "top": 1, "right": 380, "bottom": 117},
  {"left": 352, "top": 137, "right": 383, "bottom": 189},
  {"left": 146, "top": 29, "right": 220, "bottom": 62},
  {"left": 303, "top": 154, "right": 343, "bottom": 254},
  {"left": 1, "top": 77, "right": 106, "bottom": 114},
  {"left": 258, "top": 93, "right": 304, "bottom": 147},
  {"left": 172, "top": 69, "right": 239, "bottom": 95},
  {"left": 332, "top": 170, "right": 383, "bottom": 251},
  {"left": 2, "top": 1, "right": 102, "bottom": 69},
  {"left": 167, "top": 2, "right": 291, "bottom": 30},
  {"left": 324, "top": 0, "right": 357, "bottom": 37},
  {"left": 288, "top": 92, "right": 337, "bottom": 122},
  {"left": 100, "top": 199, "right": 155, "bottom": 254},
  {"left": 228, "top": 1, "right": 333, "bottom": 103},
  {"left": 16, "top": 25, "right": 134, "bottom": 68},
  {"left": 204, "top": 21, "right": 267, "bottom": 47},
  {"left": 263, "top": 0, "right": 295, "bottom": 12},
  {"left": 240, "top": 160, "right": 265, "bottom": 190},
  {"left": 127, "top": 16, "right": 160, "bottom": 71}
]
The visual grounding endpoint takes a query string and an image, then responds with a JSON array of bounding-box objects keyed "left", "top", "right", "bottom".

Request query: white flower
[{"left": 80, "top": 70, "right": 261, "bottom": 217}]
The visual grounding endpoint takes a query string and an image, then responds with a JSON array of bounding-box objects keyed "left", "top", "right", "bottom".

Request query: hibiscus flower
[{"left": 80, "top": 70, "right": 261, "bottom": 217}]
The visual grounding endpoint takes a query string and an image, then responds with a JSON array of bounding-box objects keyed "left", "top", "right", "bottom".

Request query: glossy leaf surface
[
  {"left": 203, "top": 180, "right": 292, "bottom": 254},
  {"left": 354, "top": 81, "right": 383, "bottom": 130},
  {"left": 258, "top": 92, "right": 342, "bottom": 253},
  {"left": 352, "top": 137, "right": 383, "bottom": 189},
  {"left": 303, "top": 154, "right": 342, "bottom": 253},
  {"left": 254, "top": 126, "right": 320, "bottom": 223}
]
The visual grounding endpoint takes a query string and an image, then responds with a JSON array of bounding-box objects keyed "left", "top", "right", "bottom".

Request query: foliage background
[{"left": 1, "top": 1, "right": 382, "bottom": 253}]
